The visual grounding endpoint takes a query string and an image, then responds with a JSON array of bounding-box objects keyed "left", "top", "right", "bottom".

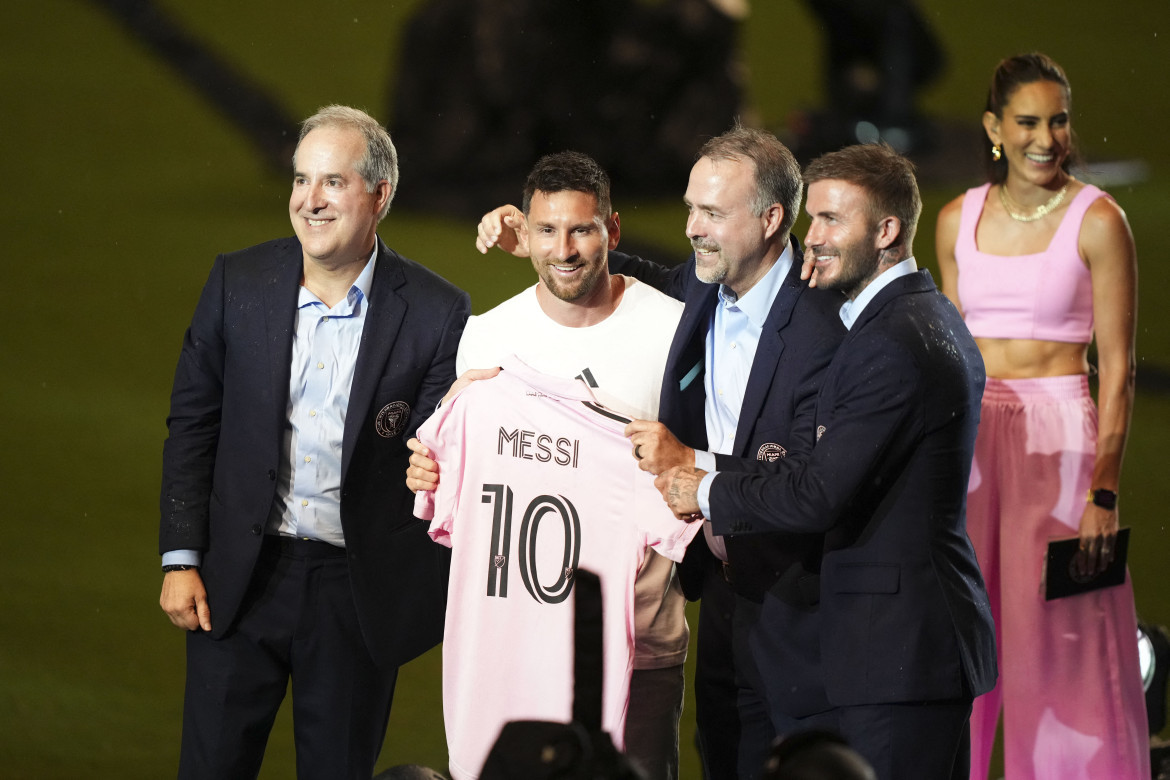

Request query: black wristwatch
[
  {"left": 1087, "top": 488, "right": 1118, "bottom": 510},
  {"left": 162, "top": 564, "right": 199, "bottom": 573}
]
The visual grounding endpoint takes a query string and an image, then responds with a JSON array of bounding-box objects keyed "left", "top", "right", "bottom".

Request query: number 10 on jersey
[{"left": 482, "top": 484, "right": 583, "bottom": 605}]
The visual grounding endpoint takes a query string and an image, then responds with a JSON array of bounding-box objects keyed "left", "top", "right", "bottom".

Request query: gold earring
[{"left": 991, "top": 144, "right": 1003, "bottom": 161}]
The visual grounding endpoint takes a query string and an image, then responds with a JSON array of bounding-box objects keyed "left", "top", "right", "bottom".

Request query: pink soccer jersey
[{"left": 414, "top": 357, "right": 700, "bottom": 780}]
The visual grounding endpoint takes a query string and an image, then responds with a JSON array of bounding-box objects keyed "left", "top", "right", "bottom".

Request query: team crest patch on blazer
[
  {"left": 756, "top": 443, "right": 787, "bottom": 462},
  {"left": 816, "top": 425, "right": 826, "bottom": 441},
  {"left": 375, "top": 401, "right": 411, "bottom": 439}
]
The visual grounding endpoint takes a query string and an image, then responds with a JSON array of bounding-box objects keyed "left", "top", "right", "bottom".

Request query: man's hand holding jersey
[{"left": 405, "top": 367, "right": 501, "bottom": 493}]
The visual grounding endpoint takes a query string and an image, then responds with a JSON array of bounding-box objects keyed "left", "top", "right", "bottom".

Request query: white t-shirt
[
  {"left": 414, "top": 359, "right": 700, "bottom": 780},
  {"left": 457, "top": 276, "right": 682, "bottom": 422},
  {"left": 456, "top": 275, "right": 688, "bottom": 669}
]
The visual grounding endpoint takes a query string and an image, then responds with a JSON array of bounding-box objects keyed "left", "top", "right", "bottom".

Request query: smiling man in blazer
[
  {"left": 158, "top": 105, "right": 470, "bottom": 779},
  {"left": 655, "top": 143, "right": 996, "bottom": 780},
  {"left": 617, "top": 126, "right": 846, "bottom": 780}
]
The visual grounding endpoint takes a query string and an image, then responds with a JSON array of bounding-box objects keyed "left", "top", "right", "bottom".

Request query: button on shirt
[
  {"left": 694, "top": 244, "right": 793, "bottom": 557},
  {"left": 269, "top": 252, "right": 377, "bottom": 547},
  {"left": 162, "top": 249, "right": 376, "bottom": 567}
]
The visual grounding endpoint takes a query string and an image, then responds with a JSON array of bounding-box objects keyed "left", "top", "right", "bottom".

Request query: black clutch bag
[{"left": 1044, "top": 527, "right": 1131, "bottom": 601}]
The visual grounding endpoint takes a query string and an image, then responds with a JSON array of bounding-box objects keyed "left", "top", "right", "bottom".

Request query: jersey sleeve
[
  {"left": 632, "top": 469, "right": 702, "bottom": 563},
  {"left": 412, "top": 396, "right": 468, "bottom": 548}
]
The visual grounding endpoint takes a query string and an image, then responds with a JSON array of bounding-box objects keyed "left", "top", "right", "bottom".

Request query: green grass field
[{"left": 3, "top": 1, "right": 1167, "bottom": 777}]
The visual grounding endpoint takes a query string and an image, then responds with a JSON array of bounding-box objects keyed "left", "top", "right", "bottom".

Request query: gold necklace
[{"left": 998, "top": 181, "right": 1071, "bottom": 223}]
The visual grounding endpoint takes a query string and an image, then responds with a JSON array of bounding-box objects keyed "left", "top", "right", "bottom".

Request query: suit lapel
[
  {"left": 342, "top": 237, "right": 407, "bottom": 479},
  {"left": 263, "top": 239, "right": 303, "bottom": 430},
  {"left": 661, "top": 282, "right": 717, "bottom": 444},
  {"left": 847, "top": 268, "right": 933, "bottom": 335},
  {"left": 732, "top": 246, "right": 806, "bottom": 457},
  {"left": 673, "top": 284, "right": 717, "bottom": 391}
]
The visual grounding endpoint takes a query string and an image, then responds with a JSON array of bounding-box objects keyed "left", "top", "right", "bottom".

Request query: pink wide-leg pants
[{"left": 966, "top": 376, "right": 1149, "bottom": 779}]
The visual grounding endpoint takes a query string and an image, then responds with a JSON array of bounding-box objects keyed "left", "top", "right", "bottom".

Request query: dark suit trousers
[
  {"left": 694, "top": 565, "right": 776, "bottom": 780},
  {"left": 694, "top": 565, "right": 738, "bottom": 780},
  {"left": 791, "top": 698, "right": 973, "bottom": 780},
  {"left": 179, "top": 537, "right": 398, "bottom": 780}
]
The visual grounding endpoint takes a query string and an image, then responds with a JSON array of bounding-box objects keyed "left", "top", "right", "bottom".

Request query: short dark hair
[
  {"left": 983, "top": 52, "right": 1077, "bottom": 184},
  {"left": 803, "top": 143, "right": 922, "bottom": 251},
  {"left": 698, "top": 123, "right": 803, "bottom": 238},
  {"left": 522, "top": 152, "right": 611, "bottom": 217}
]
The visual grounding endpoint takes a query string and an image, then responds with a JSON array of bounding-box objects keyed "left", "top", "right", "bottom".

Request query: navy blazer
[
  {"left": 610, "top": 242, "right": 845, "bottom": 603},
  {"left": 160, "top": 236, "right": 470, "bottom": 669},
  {"left": 709, "top": 269, "right": 998, "bottom": 707}
]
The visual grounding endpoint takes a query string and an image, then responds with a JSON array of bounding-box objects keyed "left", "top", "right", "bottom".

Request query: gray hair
[{"left": 297, "top": 105, "right": 398, "bottom": 220}]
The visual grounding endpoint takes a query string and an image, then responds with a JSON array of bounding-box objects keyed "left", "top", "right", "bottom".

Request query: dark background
[{"left": 2, "top": 1, "right": 1167, "bottom": 777}]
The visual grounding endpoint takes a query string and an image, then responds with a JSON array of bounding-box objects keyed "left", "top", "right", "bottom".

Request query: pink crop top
[{"left": 954, "top": 182, "right": 1107, "bottom": 343}]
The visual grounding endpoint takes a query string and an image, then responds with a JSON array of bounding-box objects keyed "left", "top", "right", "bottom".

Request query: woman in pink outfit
[{"left": 936, "top": 53, "right": 1148, "bottom": 779}]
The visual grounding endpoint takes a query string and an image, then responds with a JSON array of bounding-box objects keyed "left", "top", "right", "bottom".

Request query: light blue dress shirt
[
  {"left": 692, "top": 244, "right": 793, "bottom": 555},
  {"left": 162, "top": 249, "right": 377, "bottom": 567}
]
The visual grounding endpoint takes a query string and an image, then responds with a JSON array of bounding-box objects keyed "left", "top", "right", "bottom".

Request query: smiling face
[
  {"left": 803, "top": 179, "right": 884, "bottom": 300},
  {"left": 526, "top": 189, "right": 618, "bottom": 309},
  {"left": 683, "top": 155, "right": 782, "bottom": 297},
  {"left": 984, "top": 79, "right": 1072, "bottom": 188},
  {"left": 289, "top": 125, "right": 390, "bottom": 269}
]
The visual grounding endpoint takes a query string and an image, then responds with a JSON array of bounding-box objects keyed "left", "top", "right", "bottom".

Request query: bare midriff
[{"left": 975, "top": 337, "right": 1089, "bottom": 379}]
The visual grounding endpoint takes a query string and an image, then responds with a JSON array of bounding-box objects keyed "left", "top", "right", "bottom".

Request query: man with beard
[
  {"left": 411, "top": 150, "right": 687, "bottom": 779},
  {"left": 653, "top": 143, "right": 997, "bottom": 780},
  {"left": 614, "top": 127, "right": 847, "bottom": 780}
]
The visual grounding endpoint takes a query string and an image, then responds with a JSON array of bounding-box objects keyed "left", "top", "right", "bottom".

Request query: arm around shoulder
[
  {"left": 475, "top": 205, "right": 528, "bottom": 256},
  {"left": 608, "top": 250, "right": 692, "bottom": 301}
]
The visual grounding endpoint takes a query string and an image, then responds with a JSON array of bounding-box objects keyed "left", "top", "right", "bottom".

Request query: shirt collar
[
  {"left": 716, "top": 241, "right": 794, "bottom": 329},
  {"left": 298, "top": 244, "right": 378, "bottom": 313},
  {"left": 839, "top": 257, "right": 917, "bottom": 330}
]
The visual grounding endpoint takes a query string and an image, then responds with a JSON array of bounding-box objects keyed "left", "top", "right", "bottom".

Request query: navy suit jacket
[
  {"left": 610, "top": 242, "right": 845, "bottom": 604},
  {"left": 160, "top": 236, "right": 470, "bottom": 669},
  {"left": 709, "top": 269, "right": 998, "bottom": 708}
]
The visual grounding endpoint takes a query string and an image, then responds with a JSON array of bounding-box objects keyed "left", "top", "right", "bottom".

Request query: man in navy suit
[
  {"left": 616, "top": 125, "right": 846, "bottom": 779},
  {"left": 158, "top": 105, "right": 470, "bottom": 779},
  {"left": 654, "top": 143, "right": 997, "bottom": 780}
]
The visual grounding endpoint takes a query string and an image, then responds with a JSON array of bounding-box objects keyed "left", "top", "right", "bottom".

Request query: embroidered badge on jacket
[
  {"left": 757, "top": 443, "right": 787, "bottom": 462},
  {"left": 375, "top": 401, "right": 411, "bottom": 438}
]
